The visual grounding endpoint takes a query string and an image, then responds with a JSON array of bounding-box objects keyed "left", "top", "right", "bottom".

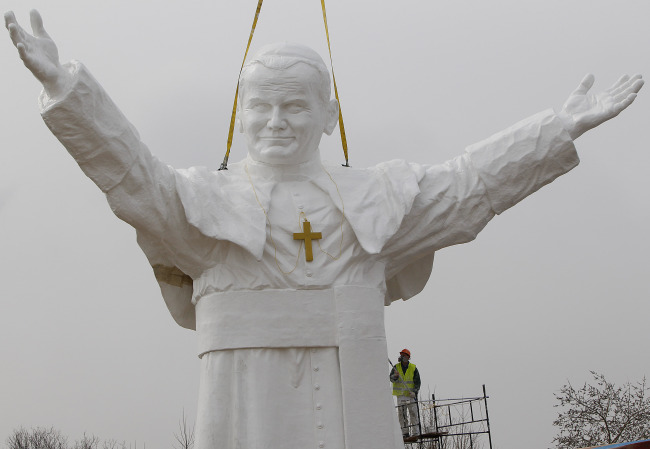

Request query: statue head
[{"left": 237, "top": 43, "right": 340, "bottom": 165}]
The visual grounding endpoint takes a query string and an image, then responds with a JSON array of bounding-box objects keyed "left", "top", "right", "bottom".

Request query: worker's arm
[{"left": 412, "top": 367, "right": 421, "bottom": 396}]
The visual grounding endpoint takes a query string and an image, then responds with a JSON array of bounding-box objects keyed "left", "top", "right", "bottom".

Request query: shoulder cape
[{"left": 136, "top": 158, "right": 433, "bottom": 330}]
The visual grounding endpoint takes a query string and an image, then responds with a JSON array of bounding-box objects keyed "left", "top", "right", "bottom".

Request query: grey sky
[{"left": 1, "top": 1, "right": 648, "bottom": 448}]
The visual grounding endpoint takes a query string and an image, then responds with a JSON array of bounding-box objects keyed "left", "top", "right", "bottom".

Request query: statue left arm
[
  {"left": 383, "top": 75, "right": 644, "bottom": 263},
  {"left": 382, "top": 75, "right": 643, "bottom": 302},
  {"left": 557, "top": 74, "right": 643, "bottom": 140},
  {"left": 383, "top": 108, "right": 579, "bottom": 265},
  {"left": 380, "top": 74, "right": 643, "bottom": 303}
]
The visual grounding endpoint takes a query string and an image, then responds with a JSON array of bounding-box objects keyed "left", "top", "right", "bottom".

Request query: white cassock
[{"left": 40, "top": 62, "right": 579, "bottom": 449}]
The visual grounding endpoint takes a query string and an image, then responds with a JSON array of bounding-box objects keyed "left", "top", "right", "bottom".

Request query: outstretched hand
[
  {"left": 559, "top": 74, "right": 644, "bottom": 140},
  {"left": 5, "top": 9, "right": 71, "bottom": 98}
]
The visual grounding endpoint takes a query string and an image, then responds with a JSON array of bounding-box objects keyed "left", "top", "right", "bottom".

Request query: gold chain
[{"left": 244, "top": 163, "right": 346, "bottom": 275}]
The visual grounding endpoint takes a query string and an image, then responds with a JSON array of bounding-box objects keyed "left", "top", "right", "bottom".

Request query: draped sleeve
[
  {"left": 38, "top": 61, "right": 265, "bottom": 329},
  {"left": 382, "top": 109, "right": 579, "bottom": 303}
]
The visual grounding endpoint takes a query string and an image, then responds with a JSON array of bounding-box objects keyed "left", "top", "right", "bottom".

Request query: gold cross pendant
[{"left": 293, "top": 220, "right": 322, "bottom": 262}]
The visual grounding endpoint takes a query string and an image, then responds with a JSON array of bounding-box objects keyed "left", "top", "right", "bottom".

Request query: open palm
[{"left": 561, "top": 74, "right": 643, "bottom": 139}]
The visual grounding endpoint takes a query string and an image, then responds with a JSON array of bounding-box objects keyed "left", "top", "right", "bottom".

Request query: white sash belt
[{"left": 196, "top": 288, "right": 339, "bottom": 356}]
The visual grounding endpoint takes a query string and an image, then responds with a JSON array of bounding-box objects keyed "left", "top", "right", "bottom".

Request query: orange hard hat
[{"left": 400, "top": 349, "right": 411, "bottom": 357}]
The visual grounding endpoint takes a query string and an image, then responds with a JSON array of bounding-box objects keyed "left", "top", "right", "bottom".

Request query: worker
[{"left": 390, "top": 349, "right": 421, "bottom": 438}]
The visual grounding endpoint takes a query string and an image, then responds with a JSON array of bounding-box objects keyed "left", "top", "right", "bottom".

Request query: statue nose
[{"left": 267, "top": 107, "right": 287, "bottom": 130}]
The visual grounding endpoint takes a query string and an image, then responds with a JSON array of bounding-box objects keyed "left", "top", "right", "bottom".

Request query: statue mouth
[{"left": 260, "top": 137, "right": 295, "bottom": 145}]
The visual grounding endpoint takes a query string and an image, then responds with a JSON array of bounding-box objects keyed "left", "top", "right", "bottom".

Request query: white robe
[{"left": 40, "top": 61, "right": 580, "bottom": 449}]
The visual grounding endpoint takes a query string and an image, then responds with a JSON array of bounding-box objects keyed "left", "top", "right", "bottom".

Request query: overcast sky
[{"left": 1, "top": 1, "right": 648, "bottom": 448}]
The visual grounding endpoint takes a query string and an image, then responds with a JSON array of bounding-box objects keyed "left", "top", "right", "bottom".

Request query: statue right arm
[
  {"left": 6, "top": 10, "right": 217, "bottom": 276},
  {"left": 41, "top": 61, "right": 223, "bottom": 276},
  {"left": 38, "top": 62, "right": 181, "bottom": 230}
]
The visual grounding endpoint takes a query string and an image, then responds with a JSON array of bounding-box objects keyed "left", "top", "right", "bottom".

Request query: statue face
[{"left": 240, "top": 63, "right": 336, "bottom": 165}]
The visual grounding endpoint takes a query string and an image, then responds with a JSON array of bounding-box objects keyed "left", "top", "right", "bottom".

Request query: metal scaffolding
[{"left": 397, "top": 384, "right": 493, "bottom": 449}]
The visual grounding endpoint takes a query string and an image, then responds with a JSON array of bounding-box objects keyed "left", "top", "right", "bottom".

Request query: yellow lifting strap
[
  {"left": 321, "top": 0, "right": 349, "bottom": 167},
  {"left": 220, "top": 0, "right": 349, "bottom": 170},
  {"left": 220, "top": 0, "right": 263, "bottom": 170}
]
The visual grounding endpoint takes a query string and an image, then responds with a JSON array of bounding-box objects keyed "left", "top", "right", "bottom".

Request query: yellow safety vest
[{"left": 392, "top": 363, "right": 416, "bottom": 396}]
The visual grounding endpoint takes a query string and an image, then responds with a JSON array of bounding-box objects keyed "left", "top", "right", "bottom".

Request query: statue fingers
[
  {"left": 7, "top": 24, "right": 33, "bottom": 66},
  {"left": 609, "top": 74, "right": 643, "bottom": 97},
  {"left": 612, "top": 81, "right": 640, "bottom": 101},
  {"left": 611, "top": 93, "right": 639, "bottom": 117},
  {"left": 4, "top": 10, "right": 17, "bottom": 30},
  {"left": 628, "top": 76, "right": 644, "bottom": 94},
  {"left": 5, "top": 14, "right": 29, "bottom": 49},
  {"left": 16, "top": 42, "right": 29, "bottom": 62},
  {"left": 610, "top": 78, "right": 644, "bottom": 108},
  {"left": 571, "top": 73, "right": 595, "bottom": 96},
  {"left": 605, "top": 74, "right": 630, "bottom": 95},
  {"left": 7, "top": 22, "right": 33, "bottom": 65},
  {"left": 7, "top": 23, "right": 43, "bottom": 74},
  {"left": 29, "top": 9, "right": 51, "bottom": 40}
]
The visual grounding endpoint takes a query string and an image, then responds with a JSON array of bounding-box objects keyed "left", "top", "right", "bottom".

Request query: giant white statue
[{"left": 5, "top": 9, "right": 644, "bottom": 449}]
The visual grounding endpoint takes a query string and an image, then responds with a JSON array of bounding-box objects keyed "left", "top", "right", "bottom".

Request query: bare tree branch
[
  {"left": 552, "top": 371, "right": 650, "bottom": 449},
  {"left": 173, "top": 409, "right": 195, "bottom": 449}
]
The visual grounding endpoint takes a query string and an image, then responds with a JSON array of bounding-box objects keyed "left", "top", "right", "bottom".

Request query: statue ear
[
  {"left": 236, "top": 99, "right": 244, "bottom": 133},
  {"left": 323, "top": 99, "right": 339, "bottom": 136}
]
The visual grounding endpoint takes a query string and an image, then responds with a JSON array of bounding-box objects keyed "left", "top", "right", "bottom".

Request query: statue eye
[
  {"left": 249, "top": 103, "right": 271, "bottom": 112},
  {"left": 286, "top": 103, "right": 307, "bottom": 113}
]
